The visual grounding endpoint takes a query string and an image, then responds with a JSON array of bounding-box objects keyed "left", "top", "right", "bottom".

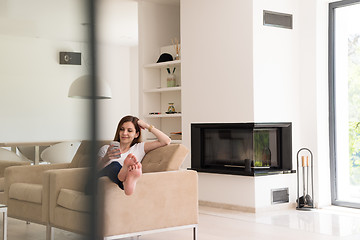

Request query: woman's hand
[
  {"left": 137, "top": 119, "right": 149, "bottom": 130},
  {"left": 137, "top": 118, "right": 171, "bottom": 153},
  {"left": 102, "top": 146, "right": 121, "bottom": 163}
]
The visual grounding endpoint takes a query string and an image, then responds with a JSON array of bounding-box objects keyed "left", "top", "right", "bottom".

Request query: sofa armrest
[
  {"left": 48, "top": 168, "right": 91, "bottom": 222},
  {"left": 0, "top": 160, "right": 30, "bottom": 178},
  {"left": 98, "top": 170, "right": 198, "bottom": 237},
  {"left": 5, "top": 163, "right": 69, "bottom": 185},
  {"left": 4, "top": 163, "right": 70, "bottom": 205}
]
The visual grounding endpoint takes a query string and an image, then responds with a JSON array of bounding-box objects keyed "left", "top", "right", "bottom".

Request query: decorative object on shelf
[
  {"left": 172, "top": 38, "right": 181, "bottom": 60},
  {"left": 296, "top": 148, "right": 314, "bottom": 210},
  {"left": 166, "top": 67, "right": 176, "bottom": 87},
  {"left": 167, "top": 103, "right": 176, "bottom": 113},
  {"left": 170, "top": 131, "right": 182, "bottom": 140},
  {"left": 156, "top": 53, "right": 173, "bottom": 63}
]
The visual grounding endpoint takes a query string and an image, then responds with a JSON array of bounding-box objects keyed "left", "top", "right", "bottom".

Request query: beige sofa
[
  {"left": 48, "top": 143, "right": 198, "bottom": 239},
  {"left": 4, "top": 140, "right": 95, "bottom": 239},
  {"left": 0, "top": 160, "right": 30, "bottom": 204},
  {"left": 0, "top": 148, "right": 32, "bottom": 203}
]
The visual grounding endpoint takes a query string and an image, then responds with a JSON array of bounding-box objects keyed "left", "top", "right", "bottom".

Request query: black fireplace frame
[{"left": 190, "top": 122, "right": 294, "bottom": 176}]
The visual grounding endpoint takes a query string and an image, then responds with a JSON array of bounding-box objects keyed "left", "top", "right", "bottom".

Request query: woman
[{"left": 96, "top": 115, "right": 171, "bottom": 195}]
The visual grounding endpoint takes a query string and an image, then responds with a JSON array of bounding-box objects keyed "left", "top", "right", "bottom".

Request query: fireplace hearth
[{"left": 191, "top": 122, "right": 294, "bottom": 176}]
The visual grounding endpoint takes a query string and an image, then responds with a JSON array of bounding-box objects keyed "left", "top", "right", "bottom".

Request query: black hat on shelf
[{"left": 156, "top": 53, "right": 173, "bottom": 63}]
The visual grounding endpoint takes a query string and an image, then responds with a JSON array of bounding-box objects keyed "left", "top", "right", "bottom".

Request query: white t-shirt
[{"left": 97, "top": 142, "right": 146, "bottom": 167}]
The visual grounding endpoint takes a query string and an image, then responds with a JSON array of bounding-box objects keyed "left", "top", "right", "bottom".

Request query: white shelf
[
  {"left": 145, "top": 113, "right": 182, "bottom": 118},
  {"left": 144, "top": 60, "right": 181, "bottom": 69},
  {"left": 141, "top": 43, "right": 182, "bottom": 144},
  {"left": 143, "top": 86, "right": 181, "bottom": 93}
]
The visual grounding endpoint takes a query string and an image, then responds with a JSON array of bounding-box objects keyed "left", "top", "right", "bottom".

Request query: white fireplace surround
[{"left": 180, "top": 0, "right": 331, "bottom": 211}]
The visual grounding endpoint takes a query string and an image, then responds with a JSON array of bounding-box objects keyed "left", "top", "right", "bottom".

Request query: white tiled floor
[
  {"left": 138, "top": 206, "right": 360, "bottom": 240},
  {"left": 4, "top": 205, "right": 360, "bottom": 239},
  {"left": 5, "top": 218, "right": 85, "bottom": 240},
  {"left": 197, "top": 206, "right": 360, "bottom": 240}
]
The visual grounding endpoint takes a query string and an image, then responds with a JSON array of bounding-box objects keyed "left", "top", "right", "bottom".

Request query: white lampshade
[{"left": 68, "top": 75, "right": 112, "bottom": 99}]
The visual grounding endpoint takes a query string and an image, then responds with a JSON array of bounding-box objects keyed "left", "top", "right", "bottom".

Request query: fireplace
[{"left": 191, "top": 122, "right": 294, "bottom": 176}]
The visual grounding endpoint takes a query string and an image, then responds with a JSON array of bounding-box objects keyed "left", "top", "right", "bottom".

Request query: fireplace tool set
[{"left": 296, "top": 148, "right": 314, "bottom": 210}]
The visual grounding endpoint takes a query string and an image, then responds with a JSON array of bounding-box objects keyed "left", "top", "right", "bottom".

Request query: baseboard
[
  {"left": 199, "top": 200, "right": 296, "bottom": 213},
  {"left": 199, "top": 200, "right": 256, "bottom": 213}
]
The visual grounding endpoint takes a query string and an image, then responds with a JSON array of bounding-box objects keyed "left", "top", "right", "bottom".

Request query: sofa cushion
[
  {"left": 0, "top": 177, "right": 4, "bottom": 192},
  {"left": 57, "top": 189, "right": 90, "bottom": 213},
  {"left": 141, "top": 144, "right": 189, "bottom": 173},
  {"left": 9, "top": 183, "right": 42, "bottom": 204},
  {"left": 69, "top": 140, "right": 110, "bottom": 168}
]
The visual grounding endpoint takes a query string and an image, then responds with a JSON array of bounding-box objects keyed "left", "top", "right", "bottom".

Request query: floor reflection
[{"left": 254, "top": 209, "right": 360, "bottom": 237}]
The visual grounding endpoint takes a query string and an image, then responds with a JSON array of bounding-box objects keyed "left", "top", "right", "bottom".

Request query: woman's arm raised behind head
[{"left": 137, "top": 119, "right": 171, "bottom": 153}]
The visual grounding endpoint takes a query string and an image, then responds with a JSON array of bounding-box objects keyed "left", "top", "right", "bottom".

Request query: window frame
[{"left": 329, "top": 0, "right": 360, "bottom": 209}]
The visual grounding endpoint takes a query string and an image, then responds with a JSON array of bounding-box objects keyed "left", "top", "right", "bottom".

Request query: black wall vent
[{"left": 263, "top": 10, "right": 293, "bottom": 29}]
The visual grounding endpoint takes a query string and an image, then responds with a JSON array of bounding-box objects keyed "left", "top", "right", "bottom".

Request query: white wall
[
  {"left": 252, "top": 0, "right": 301, "bottom": 210},
  {"left": 198, "top": 173, "right": 256, "bottom": 210},
  {"left": 182, "top": 0, "right": 332, "bottom": 210},
  {"left": 297, "top": 0, "right": 332, "bottom": 208},
  {"left": 130, "top": 46, "right": 139, "bottom": 117},
  {"left": 0, "top": 0, "right": 137, "bottom": 144},
  {"left": 181, "top": 0, "right": 255, "bottom": 168},
  {"left": 138, "top": 1, "right": 180, "bottom": 65},
  {"left": 254, "top": 174, "right": 297, "bottom": 210},
  {"left": 95, "top": 0, "right": 139, "bottom": 140},
  {"left": 181, "top": 0, "right": 258, "bottom": 211},
  {"left": 0, "top": 0, "right": 90, "bottom": 143},
  {"left": 253, "top": 0, "right": 300, "bottom": 124},
  {"left": 97, "top": 44, "right": 139, "bottom": 140},
  {"left": 138, "top": 0, "right": 181, "bottom": 141},
  {"left": 0, "top": 35, "right": 91, "bottom": 142}
]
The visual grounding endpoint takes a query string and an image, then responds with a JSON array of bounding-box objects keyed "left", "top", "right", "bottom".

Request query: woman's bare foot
[
  {"left": 118, "top": 154, "right": 137, "bottom": 182},
  {"left": 123, "top": 162, "right": 142, "bottom": 196}
]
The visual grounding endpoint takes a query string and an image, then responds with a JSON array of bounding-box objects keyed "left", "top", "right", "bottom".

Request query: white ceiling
[
  {"left": 0, "top": 0, "right": 88, "bottom": 42},
  {"left": 97, "top": 0, "right": 180, "bottom": 46},
  {"left": 0, "top": 0, "right": 136, "bottom": 46},
  {"left": 0, "top": 0, "right": 179, "bottom": 46}
]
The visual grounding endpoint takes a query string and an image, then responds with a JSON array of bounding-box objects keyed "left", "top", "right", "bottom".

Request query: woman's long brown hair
[{"left": 113, "top": 115, "right": 141, "bottom": 147}]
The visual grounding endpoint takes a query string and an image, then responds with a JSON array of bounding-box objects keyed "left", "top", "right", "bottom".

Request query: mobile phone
[{"left": 109, "top": 141, "right": 121, "bottom": 158}]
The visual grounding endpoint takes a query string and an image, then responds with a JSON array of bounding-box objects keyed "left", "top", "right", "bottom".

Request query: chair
[
  {"left": 40, "top": 141, "right": 81, "bottom": 163},
  {"left": 17, "top": 146, "right": 49, "bottom": 162},
  {"left": 0, "top": 148, "right": 28, "bottom": 162},
  {"left": 0, "top": 148, "right": 31, "bottom": 203},
  {"left": 4, "top": 140, "right": 97, "bottom": 240},
  {"left": 47, "top": 144, "right": 198, "bottom": 240}
]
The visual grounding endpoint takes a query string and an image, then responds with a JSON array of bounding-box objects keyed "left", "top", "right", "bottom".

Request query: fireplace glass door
[{"left": 203, "top": 128, "right": 280, "bottom": 169}]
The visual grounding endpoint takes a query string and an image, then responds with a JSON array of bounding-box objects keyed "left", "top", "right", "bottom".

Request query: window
[{"left": 329, "top": 0, "right": 360, "bottom": 208}]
